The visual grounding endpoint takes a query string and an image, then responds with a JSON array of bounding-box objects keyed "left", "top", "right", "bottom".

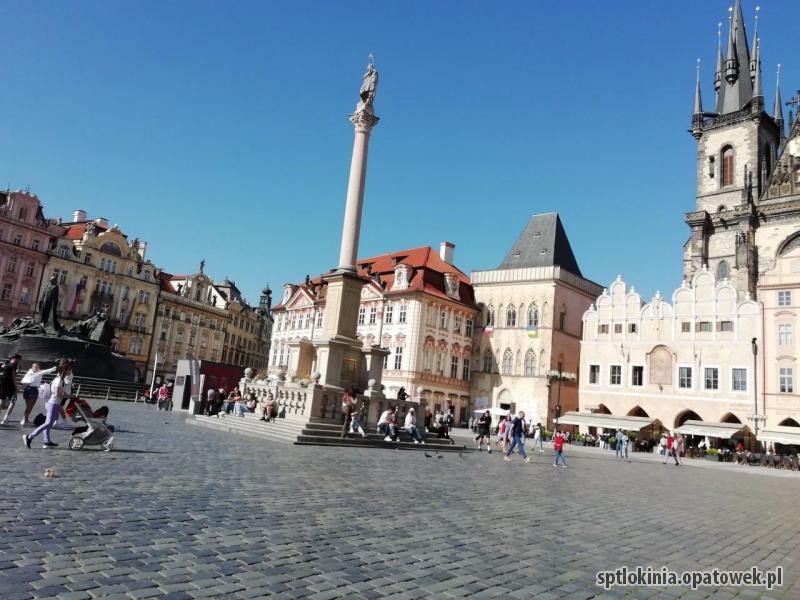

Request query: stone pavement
[{"left": 0, "top": 401, "right": 798, "bottom": 599}]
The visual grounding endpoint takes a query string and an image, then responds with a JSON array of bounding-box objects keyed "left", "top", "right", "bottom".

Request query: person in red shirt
[
  {"left": 662, "top": 434, "right": 674, "bottom": 464},
  {"left": 553, "top": 431, "right": 567, "bottom": 468}
]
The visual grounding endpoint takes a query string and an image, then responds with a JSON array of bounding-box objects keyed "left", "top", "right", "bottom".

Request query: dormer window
[
  {"left": 393, "top": 264, "right": 409, "bottom": 290},
  {"left": 443, "top": 272, "right": 459, "bottom": 298}
]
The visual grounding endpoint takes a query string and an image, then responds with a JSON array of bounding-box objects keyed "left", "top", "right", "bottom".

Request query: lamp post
[
  {"left": 751, "top": 338, "right": 759, "bottom": 437},
  {"left": 545, "top": 369, "right": 577, "bottom": 431}
]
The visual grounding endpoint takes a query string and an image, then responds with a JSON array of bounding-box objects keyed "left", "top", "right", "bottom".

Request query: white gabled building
[{"left": 269, "top": 242, "right": 479, "bottom": 423}]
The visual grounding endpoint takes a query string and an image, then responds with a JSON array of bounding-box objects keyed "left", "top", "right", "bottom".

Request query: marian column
[
  {"left": 311, "top": 58, "right": 388, "bottom": 392},
  {"left": 337, "top": 61, "right": 380, "bottom": 272}
]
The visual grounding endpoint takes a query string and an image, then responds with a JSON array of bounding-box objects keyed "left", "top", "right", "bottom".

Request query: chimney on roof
[
  {"left": 439, "top": 241, "right": 455, "bottom": 264},
  {"left": 73, "top": 209, "right": 87, "bottom": 222},
  {"left": 96, "top": 217, "right": 109, "bottom": 228}
]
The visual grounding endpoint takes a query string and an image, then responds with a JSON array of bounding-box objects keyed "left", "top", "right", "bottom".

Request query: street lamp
[
  {"left": 751, "top": 338, "right": 759, "bottom": 437},
  {"left": 545, "top": 369, "right": 577, "bottom": 431}
]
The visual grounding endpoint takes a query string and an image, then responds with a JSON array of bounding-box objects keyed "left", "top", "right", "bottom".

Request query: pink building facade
[{"left": 0, "top": 191, "right": 59, "bottom": 326}]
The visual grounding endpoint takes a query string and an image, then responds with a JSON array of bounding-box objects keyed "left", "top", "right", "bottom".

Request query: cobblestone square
[{"left": 1, "top": 401, "right": 798, "bottom": 599}]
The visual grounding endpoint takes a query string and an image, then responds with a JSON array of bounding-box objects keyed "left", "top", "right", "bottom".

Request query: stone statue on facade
[
  {"left": 39, "top": 274, "right": 62, "bottom": 334},
  {"left": 85, "top": 221, "right": 97, "bottom": 236},
  {"left": 67, "top": 308, "right": 115, "bottom": 346},
  {"left": 357, "top": 57, "right": 379, "bottom": 114}
]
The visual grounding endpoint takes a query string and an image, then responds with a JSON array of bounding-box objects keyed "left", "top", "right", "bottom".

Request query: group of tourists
[
  {"left": 201, "top": 386, "right": 275, "bottom": 419},
  {"left": 0, "top": 354, "right": 77, "bottom": 449},
  {"left": 473, "top": 409, "right": 568, "bottom": 467}
]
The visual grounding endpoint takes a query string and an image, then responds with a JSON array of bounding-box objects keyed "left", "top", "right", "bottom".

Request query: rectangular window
[
  {"left": 779, "top": 367, "right": 794, "bottom": 393},
  {"left": 450, "top": 355, "right": 459, "bottom": 379},
  {"left": 1, "top": 284, "right": 11, "bottom": 300},
  {"left": 439, "top": 310, "right": 448, "bottom": 329},
  {"left": 368, "top": 306, "right": 377, "bottom": 325},
  {"left": 628, "top": 323, "right": 637, "bottom": 334},
  {"left": 453, "top": 315, "right": 462, "bottom": 335},
  {"left": 697, "top": 321, "right": 711, "bottom": 332},
  {"left": 25, "top": 262, "right": 34, "bottom": 277},
  {"left": 57, "top": 246, "right": 68, "bottom": 258},
  {"left": 704, "top": 367, "right": 719, "bottom": 390},
  {"left": 383, "top": 353, "right": 389, "bottom": 370},
  {"left": 7, "top": 256, "right": 16, "bottom": 273},
  {"left": 717, "top": 321, "right": 733, "bottom": 332},
  {"left": 778, "top": 324, "right": 793, "bottom": 346},
  {"left": 394, "top": 347, "right": 403, "bottom": 370},
  {"left": 614, "top": 323, "right": 622, "bottom": 333},
  {"left": 599, "top": 324, "right": 609, "bottom": 334},
  {"left": 13, "top": 235, "right": 22, "bottom": 246},
  {"left": 20, "top": 287, "right": 30, "bottom": 304},
  {"left": 679, "top": 366, "right": 693, "bottom": 389},
  {"left": 17, "top": 207, "right": 27, "bottom": 221},
  {"left": 31, "top": 239, "right": 40, "bottom": 251},
  {"left": 84, "top": 253, "right": 92, "bottom": 265},
  {"left": 681, "top": 321, "right": 691, "bottom": 333},
  {"left": 609, "top": 365, "right": 622, "bottom": 385},
  {"left": 398, "top": 304, "right": 407, "bottom": 324},
  {"left": 559, "top": 312, "right": 566, "bottom": 330},
  {"left": 732, "top": 368, "right": 747, "bottom": 392},
  {"left": 465, "top": 319, "right": 473, "bottom": 337},
  {"left": 631, "top": 366, "right": 644, "bottom": 387},
  {"left": 462, "top": 358, "right": 470, "bottom": 381},
  {"left": 357, "top": 306, "right": 365, "bottom": 325},
  {"left": 589, "top": 364, "right": 600, "bottom": 385},
  {"left": 316, "top": 311, "right": 323, "bottom": 328},
  {"left": 137, "top": 290, "right": 150, "bottom": 304},
  {"left": 778, "top": 291, "right": 792, "bottom": 307},
  {"left": 384, "top": 305, "right": 393, "bottom": 324}
]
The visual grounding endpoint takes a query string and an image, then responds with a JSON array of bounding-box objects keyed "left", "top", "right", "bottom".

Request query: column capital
[{"left": 349, "top": 110, "right": 380, "bottom": 132}]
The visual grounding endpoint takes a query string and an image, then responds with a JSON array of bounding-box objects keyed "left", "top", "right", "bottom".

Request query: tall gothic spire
[
  {"left": 752, "top": 37, "right": 762, "bottom": 99},
  {"left": 717, "top": 0, "right": 754, "bottom": 115}
]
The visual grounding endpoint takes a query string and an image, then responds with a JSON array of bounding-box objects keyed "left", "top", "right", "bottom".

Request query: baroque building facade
[
  {"left": 39, "top": 211, "right": 161, "bottom": 381},
  {"left": 470, "top": 213, "right": 602, "bottom": 428},
  {"left": 270, "top": 243, "right": 479, "bottom": 423},
  {"left": 0, "top": 190, "right": 61, "bottom": 326}
]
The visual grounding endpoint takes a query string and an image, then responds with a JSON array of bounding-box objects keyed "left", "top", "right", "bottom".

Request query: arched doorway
[
  {"left": 497, "top": 389, "right": 514, "bottom": 412},
  {"left": 627, "top": 406, "right": 649, "bottom": 417},
  {"left": 779, "top": 418, "right": 800, "bottom": 427},
  {"left": 720, "top": 412, "right": 742, "bottom": 424},
  {"left": 674, "top": 409, "right": 702, "bottom": 429},
  {"left": 594, "top": 404, "right": 612, "bottom": 414}
]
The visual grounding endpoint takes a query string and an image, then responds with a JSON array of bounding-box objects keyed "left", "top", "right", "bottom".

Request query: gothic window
[
  {"left": 505, "top": 305, "right": 516, "bottom": 327},
  {"left": 717, "top": 260, "right": 730, "bottom": 281},
  {"left": 486, "top": 305, "right": 495, "bottom": 327},
  {"left": 482, "top": 349, "right": 493, "bottom": 373},
  {"left": 501, "top": 349, "right": 513, "bottom": 375},
  {"left": 524, "top": 349, "right": 536, "bottom": 376},
  {"left": 721, "top": 146, "right": 734, "bottom": 187},
  {"left": 128, "top": 337, "right": 144, "bottom": 355},
  {"left": 527, "top": 304, "right": 539, "bottom": 328}
]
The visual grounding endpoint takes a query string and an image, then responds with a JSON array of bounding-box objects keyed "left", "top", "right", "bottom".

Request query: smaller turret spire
[
  {"left": 714, "top": 22, "right": 723, "bottom": 92},
  {"left": 749, "top": 6, "right": 760, "bottom": 82},
  {"left": 724, "top": 8, "right": 739, "bottom": 84},
  {"left": 694, "top": 59, "right": 703, "bottom": 115},
  {"left": 752, "top": 38, "right": 762, "bottom": 99},
  {"left": 774, "top": 64, "right": 784, "bottom": 138}
]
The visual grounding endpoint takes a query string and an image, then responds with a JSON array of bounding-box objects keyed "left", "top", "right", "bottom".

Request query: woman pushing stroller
[{"left": 23, "top": 359, "right": 72, "bottom": 449}]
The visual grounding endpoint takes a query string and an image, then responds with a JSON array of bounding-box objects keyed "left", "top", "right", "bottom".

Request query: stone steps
[
  {"left": 187, "top": 413, "right": 474, "bottom": 453},
  {"left": 187, "top": 414, "right": 304, "bottom": 444}
]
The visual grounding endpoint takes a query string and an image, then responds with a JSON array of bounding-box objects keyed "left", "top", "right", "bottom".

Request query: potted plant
[{"left": 704, "top": 447, "right": 720, "bottom": 462}]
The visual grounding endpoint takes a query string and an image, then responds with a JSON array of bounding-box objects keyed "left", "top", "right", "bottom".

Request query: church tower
[{"left": 685, "top": 0, "right": 781, "bottom": 296}]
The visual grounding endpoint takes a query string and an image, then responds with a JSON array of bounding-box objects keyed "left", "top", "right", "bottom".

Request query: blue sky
[{"left": 1, "top": 1, "right": 796, "bottom": 304}]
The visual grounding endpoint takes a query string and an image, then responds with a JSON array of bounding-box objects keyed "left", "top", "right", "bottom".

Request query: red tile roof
[{"left": 275, "top": 246, "right": 477, "bottom": 311}]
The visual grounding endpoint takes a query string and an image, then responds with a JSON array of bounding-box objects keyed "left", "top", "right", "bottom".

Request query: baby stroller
[{"left": 65, "top": 397, "right": 114, "bottom": 451}]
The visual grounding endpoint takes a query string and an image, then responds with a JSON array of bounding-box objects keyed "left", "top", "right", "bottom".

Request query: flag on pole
[{"left": 526, "top": 325, "right": 538, "bottom": 338}]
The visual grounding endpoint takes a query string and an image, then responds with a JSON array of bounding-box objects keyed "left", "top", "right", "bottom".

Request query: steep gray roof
[{"left": 498, "top": 212, "right": 582, "bottom": 276}]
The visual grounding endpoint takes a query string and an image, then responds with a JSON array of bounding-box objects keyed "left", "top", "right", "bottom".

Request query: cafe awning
[
  {"left": 558, "top": 412, "right": 654, "bottom": 431},
  {"left": 674, "top": 420, "right": 751, "bottom": 439},
  {"left": 757, "top": 427, "right": 800, "bottom": 445}
]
